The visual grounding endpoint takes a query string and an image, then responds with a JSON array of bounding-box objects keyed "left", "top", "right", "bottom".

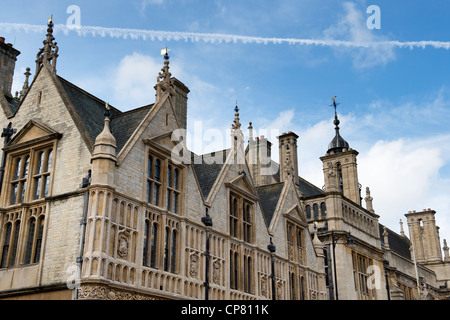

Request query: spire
[
  {"left": 327, "top": 96, "right": 349, "bottom": 155},
  {"left": 19, "top": 67, "right": 31, "bottom": 100},
  {"left": 35, "top": 16, "right": 59, "bottom": 77}
]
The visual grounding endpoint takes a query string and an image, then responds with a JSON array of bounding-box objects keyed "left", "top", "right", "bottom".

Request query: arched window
[
  {"left": 300, "top": 276, "right": 305, "bottom": 300},
  {"left": 9, "top": 221, "right": 20, "bottom": 267},
  {"left": 244, "top": 255, "right": 252, "bottom": 293},
  {"left": 24, "top": 218, "right": 36, "bottom": 265},
  {"left": 320, "top": 202, "right": 327, "bottom": 218},
  {"left": 33, "top": 216, "right": 44, "bottom": 263},
  {"left": 313, "top": 203, "right": 319, "bottom": 219},
  {"left": 0, "top": 223, "right": 12, "bottom": 268},
  {"left": 170, "top": 229, "right": 177, "bottom": 273},
  {"left": 337, "top": 163, "right": 343, "bottom": 193},
  {"left": 230, "top": 250, "right": 239, "bottom": 290},
  {"left": 305, "top": 205, "right": 311, "bottom": 219},
  {"left": 290, "top": 272, "right": 296, "bottom": 300}
]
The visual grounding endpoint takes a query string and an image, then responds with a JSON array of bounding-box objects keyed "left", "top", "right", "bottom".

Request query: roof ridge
[{"left": 111, "top": 104, "right": 153, "bottom": 119}]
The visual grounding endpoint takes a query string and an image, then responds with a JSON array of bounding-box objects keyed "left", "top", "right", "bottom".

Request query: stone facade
[{"left": 0, "top": 22, "right": 449, "bottom": 301}]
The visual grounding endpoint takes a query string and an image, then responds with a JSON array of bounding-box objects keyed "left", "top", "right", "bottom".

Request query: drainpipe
[
  {"left": 201, "top": 207, "right": 213, "bottom": 300},
  {"left": 75, "top": 170, "right": 91, "bottom": 299},
  {"left": 268, "top": 237, "right": 276, "bottom": 300}
]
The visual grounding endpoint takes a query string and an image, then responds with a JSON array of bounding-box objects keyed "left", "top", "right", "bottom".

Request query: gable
[
  {"left": 285, "top": 205, "right": 307, "bottom": 224},
  {"left": 5, "top": 120, "right": 61, "bottom": 150},
  {"left": 226, "top": 172, "right": 258, "bottom": 200},
  {"left": 116, "top": 91, "right": 180, "bottom": 165}
]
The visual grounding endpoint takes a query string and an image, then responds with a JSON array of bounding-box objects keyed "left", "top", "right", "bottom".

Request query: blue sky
[{"left": 1, "top": 0, "right": 450, "bottom": 247}]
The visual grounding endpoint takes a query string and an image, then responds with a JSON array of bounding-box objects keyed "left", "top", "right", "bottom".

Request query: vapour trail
[{"left": 1, "top": 22, "right": 450, "bottom": 50}]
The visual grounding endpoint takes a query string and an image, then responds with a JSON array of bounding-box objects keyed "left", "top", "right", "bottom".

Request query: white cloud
[
  {"left": 112, "top": 52, "right": 183, "bottom": 109},
  {"left": 322, "top": 2, "right": 396, "bottom": 68},
  {"left": 293, "top": 110, "right": 450, "bottom": 246}
]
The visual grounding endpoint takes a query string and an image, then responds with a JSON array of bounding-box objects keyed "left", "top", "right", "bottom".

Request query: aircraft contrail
[{"left": 1, "top": 22, "right": 450, "bottom": 50}]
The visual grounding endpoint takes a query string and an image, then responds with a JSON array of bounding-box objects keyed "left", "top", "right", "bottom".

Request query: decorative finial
[
  {"left": 161, "top": 47, "right": 170, "bottom": 61},
  {"left": 330, "top": 96, "right": 341, "bottom": 126},
  {"left": 104, "top": 102, "right": 111, "bottom": 118},
  {"left": 232, "top": 102, "right": 241, "bottom": 130},
  {"left": 35, "top": 17, "right": 59, "bottom": 77},
  {"left": 399, "top": 219, "right": 406, "bottom": 237},
  {"left": 48, "top": 15, "right": 54, "bottom": 28}
]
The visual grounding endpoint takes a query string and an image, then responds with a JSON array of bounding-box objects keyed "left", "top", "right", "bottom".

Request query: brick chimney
[{"left": 0, "top": 37, "right": 21, "bottom": 96}]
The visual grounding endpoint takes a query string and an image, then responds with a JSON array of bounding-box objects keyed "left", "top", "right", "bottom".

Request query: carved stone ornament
[
  {"left": 260, "top": 276, "right": 267, "bottom": 297},
  {"left": 189, "top": 253, "right": 199, "bottom": 277},
  {"left": 276, "top": 282, "right": 283, "bottom": 300},
  {"left": 212, "top": 260, "right": 221, "bottom": 284},
  {"left": 78, "top": 285, "right": 164, "bottom": 300},
  {"left": 117, "top": 231, "right": 129, "bottom": 258}
]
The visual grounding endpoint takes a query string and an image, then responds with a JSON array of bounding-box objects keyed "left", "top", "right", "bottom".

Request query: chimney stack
[
  {"left": 278, "top": 131, "right": 299, "bottom": 184},
  {"left": 0, "top": 37, "right": 21, "bottom": 97}
]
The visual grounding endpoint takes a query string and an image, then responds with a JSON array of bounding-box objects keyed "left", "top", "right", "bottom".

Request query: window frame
[
  {"left": 146, "top": 149, "right": 184, "bottom": 215},
  {"left": 3, "top": 141, "right": 56, "bottom": 207},
  {"left": 228, "top": 192, "right": 254, "bottom": 243}
]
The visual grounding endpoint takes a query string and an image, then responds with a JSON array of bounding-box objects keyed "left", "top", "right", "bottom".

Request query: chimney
[
  {"left": 170, "top": 77, "right": 190, "bottom": 130},
  {"left": 278, "top": 131, "right": 299, "bottom": 184},
  {"left": 0, "top": 37, "right": 21, "bottom": 96}
]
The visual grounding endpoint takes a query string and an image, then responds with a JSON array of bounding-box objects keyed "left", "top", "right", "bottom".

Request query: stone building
[{"left": 0, "top": 20, "right": 449, "bottom": 300}]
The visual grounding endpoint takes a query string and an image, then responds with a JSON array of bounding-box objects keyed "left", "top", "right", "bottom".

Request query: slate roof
[
  {"left": 58, "top": 76, "right": 122, "bottom": 142},
  {"left": 110, "top": 105, "right": 153, "bottom": 153},
  {"left": 256, "top": 182, "right": 284, "bottom": 227},
  {"left": 379, "top": 223, "right": 411, "bottom": 260},
  {"left": 58, "top": 76, "right": 152, "bottom": 153},
  {"left": 297, "top": 176, "right": 324, "bottom": 197},
  {"left": 192, "top": 150, "right": 228, "bottom": 199},
  {"left": 4, "top": 94, "right": 19, "bottom": 114}
]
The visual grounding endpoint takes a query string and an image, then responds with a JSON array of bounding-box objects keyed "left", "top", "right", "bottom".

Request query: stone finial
[
  {"left": 35, "top": 17, "right": 59, "bottom": 77},
  {"left": 383, "top": 226, "right": 390, "bottom": 249},
  {"left": 230, "top": 103, "right": 245, "bottom": 168},
  {"left": 92, "top": 105, "right": 117, "bottom": 162},
  {"left": 443, "top": 239, "right": 449, "bottom": 262},
  {"left": 231, "top": 102, "right": 241, "bottom": 130},
  {"left": 155, "top": 48, "right": 174, "bottom": 102},
  {"left": 364, "top": 187, "right": 375, "bottom": 213},
  {"left": 399, "top": 219, "right": 406, "bottom": 237},
  {"left": 19, "top": 67, "right": 31, "bottom": 100}
]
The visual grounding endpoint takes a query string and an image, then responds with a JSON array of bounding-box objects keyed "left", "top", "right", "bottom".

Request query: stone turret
[{"left": 90, "top": 104, "right": 117, "bottom": 186}]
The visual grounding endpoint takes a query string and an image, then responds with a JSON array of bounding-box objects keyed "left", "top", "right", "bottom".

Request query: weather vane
[
  {"left": 161, "top": 47, "right": 170, "bottom": 60},
  {"left": 329, "top": 96, "right": 341, "bottom": 116}
]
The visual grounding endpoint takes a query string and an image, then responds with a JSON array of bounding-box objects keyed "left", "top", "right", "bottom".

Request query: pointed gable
[
  {"left": 256, "top": 182, "right": 285, "bottom": 227},
  {"left": 5, "top": 120, "right": 61, "bottom": 150}
]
